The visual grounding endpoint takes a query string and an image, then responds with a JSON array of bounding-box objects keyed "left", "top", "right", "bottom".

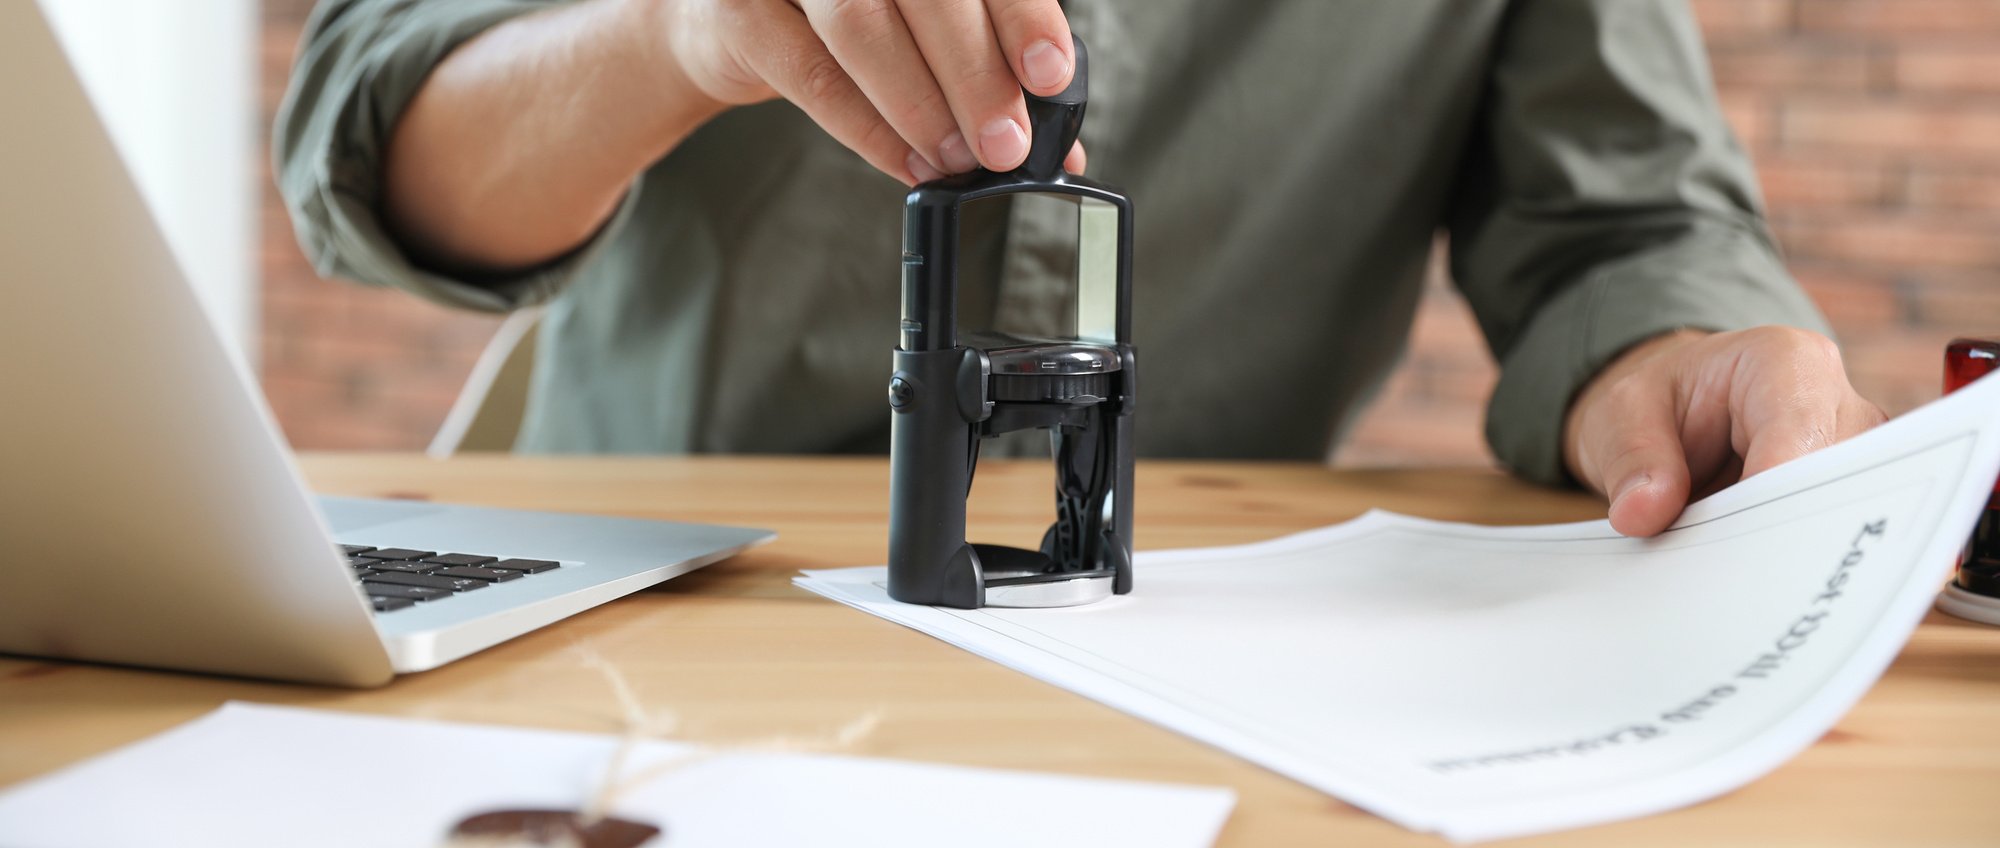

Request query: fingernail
[
  {"left": 938, "top": 132, "right": 978, "bottom": 173},
  {"left": 1610, "top": 473, "right": 1651, "bottom": 507},
  {"left": 979, "top": 117, "right": 1029, "bottom": 169},
  {"left": 1022, "top": 40, "right": 1070, "bottom": 91},
  {"left": 905, "top": 151, "right": 944, "bottom": 183}
]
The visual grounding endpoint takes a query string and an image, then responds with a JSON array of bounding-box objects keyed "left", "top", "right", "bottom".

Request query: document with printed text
[{"left": 798, "top": 373, "right": 2000, "bottom": 841}]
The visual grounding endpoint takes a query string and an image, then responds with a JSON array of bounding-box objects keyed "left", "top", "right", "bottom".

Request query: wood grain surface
[{"left": 1, "top": 455, "right": 1996, "bottom": 846}]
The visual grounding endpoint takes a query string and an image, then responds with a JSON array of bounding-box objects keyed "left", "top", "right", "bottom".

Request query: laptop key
[
  {"left": 362, "top": 583, "right": 451, "bottom": 602},
  {"left": 340, "top": 545, "right": 377, "bottom": 555},
  {"left": 345, "top": 555, "right": 378, "bottom": 567},
  {"left": 431, "top": 566, "right": 524, "bottom": 582},
  {"left": 358, "top": 548, "right": 436, "bottom": 561},
  {"left": 364, "top": 561, "right": 436, "bottom": 574},
  {"left": 493, "top": 559, "right": 561, "bottom": 574},
  {"left": 423, "top": 553, "right": 497, "bottom": 567},
  {"left": 365, "top": 572, "right": 489, "bottom": 593},
  {"left": 370, "top": 596, "right": 416, "bottom": 612}
]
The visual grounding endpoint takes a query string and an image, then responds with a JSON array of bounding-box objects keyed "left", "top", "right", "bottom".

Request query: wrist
[{"left": 605, "top": 0, "right": 729, "bottom": 151}]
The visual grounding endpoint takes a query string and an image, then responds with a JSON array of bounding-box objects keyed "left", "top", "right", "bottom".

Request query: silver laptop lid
[{"left": 0, "top": 1, "right": 394, "bottom": 685}]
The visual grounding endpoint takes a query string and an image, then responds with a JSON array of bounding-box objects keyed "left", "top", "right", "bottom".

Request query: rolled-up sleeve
[
  {"left": 1448, "top": 0, "right": 1828, "bottom": 485},
  {"left": 273, "top": 0, "right": 635, "bottom": 312}
]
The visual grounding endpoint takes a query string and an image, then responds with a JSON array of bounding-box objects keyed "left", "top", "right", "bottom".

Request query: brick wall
[{"left": 258, "top": 0, "right": 2000, "bottom": 460}]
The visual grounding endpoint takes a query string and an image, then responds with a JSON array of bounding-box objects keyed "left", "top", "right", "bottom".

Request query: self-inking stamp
[{"left": 887, "top": 36, "right": 1134, "bottom": 610}]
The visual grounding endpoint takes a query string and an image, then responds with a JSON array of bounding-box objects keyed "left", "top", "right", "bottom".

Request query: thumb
[{"left": 1585, "top": 394, "right": 1693, "bottom": 538}]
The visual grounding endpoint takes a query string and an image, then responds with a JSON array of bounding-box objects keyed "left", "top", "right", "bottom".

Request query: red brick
[
  {"left": 1362, "top": 372, "right": 1425, "bottom": 409},
  {"left": 1790, "top": 266, "right": 1905, "bottom": 330},
  {"left": 1719, "top": 93, "right": 1778, "bottom": 152},
  {"left": 262, "top": 373, "right": 357, "bottom": 416},
  {"left": 1708, "top": 45, "right": 1878, "bottom": 92},
  {"left": 1688, "top": 0, "right": 1795, "bottom": 40},
  {"left": 1801, "top": 0, "right": 2000, "bottom": 35},
  {"left": 1775, "top": 217, "right": 2000, "bottom": 270},
  {"left": 1782, "top": 100, "right": 2000, "bottom": 158},
  {"left": 1843, "top": 333, "right": 1951, "bottom": 415},
  {"left": 1893, "top": 46, "right": 2000, "bottom": 94},
  {"left": 266, "top": 415, "right": 337, "bottom": 451},
  {"left": 1406, "top": 295, "right": 1485, "bottom": 350},
  {"left": 1910, "top": 280, "right": 2000, "bottom": 332},
  {"left": 1410, "top": 362, "right": 1499, "bottom": 408},
  {"left": 1334, "top": 406, "right": 1493, "bottom": 468},
  {"left": 1907, "top": 168, "right": 2000, "bottom": 213},
  {"left": 1405, "top": 352, "right": 1497, "bottom": 395},
  {"left": 302, "top": 417, "right": 427, "bottom": 451},
  {"left": 1755, "top": 156, "right": 1901, "bottom": 209}
]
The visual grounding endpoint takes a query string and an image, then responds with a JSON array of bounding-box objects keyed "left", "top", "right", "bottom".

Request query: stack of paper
[
  {"left": 799, "top": 374, "right": 2000, "bottom": 841},
  {"left": 0, "top": 703, "right": 1235, "bottom": 848}
]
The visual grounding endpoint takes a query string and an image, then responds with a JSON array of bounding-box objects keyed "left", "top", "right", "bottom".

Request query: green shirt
[{"left": 275, "top": 0, "right": 1827, "bottom": 483}]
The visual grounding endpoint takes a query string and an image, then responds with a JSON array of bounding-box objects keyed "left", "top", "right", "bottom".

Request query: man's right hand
[
  {"left": 382, "top": 0, "right": 1080, "bottom": 271},
  {"left": 649, "top": 0, "right": 1088, "bottom": 184}
]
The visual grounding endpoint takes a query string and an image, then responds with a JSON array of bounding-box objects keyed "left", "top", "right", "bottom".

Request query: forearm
[{"left": 383, "top": 0, "right": 721, "bottom": 273}]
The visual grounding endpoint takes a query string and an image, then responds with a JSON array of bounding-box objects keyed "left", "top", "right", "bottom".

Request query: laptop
[{"left": 0, "top": 2, "right": 774, "bottom": 687}]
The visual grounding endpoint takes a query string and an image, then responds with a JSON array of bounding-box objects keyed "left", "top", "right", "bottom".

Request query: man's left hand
[{"left": 1563, "top": 326, "right": 1888, "bottom": 538}]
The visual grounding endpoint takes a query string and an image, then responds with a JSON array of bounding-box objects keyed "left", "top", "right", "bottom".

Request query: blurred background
[{"left": 60, "top": 0, "right": 2000, "bottom": 462}]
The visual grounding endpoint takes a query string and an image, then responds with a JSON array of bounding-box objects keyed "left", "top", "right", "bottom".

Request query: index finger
[
  {"left": 985, "top": 0, "right": 1074, "bottom": 95},
  {"left": 744, "top": 0, "right": 924, "bottom": 182}
]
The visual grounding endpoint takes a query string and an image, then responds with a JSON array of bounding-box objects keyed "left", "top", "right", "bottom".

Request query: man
[{"left": 276, "top": 0, "right": 1886, "bottom": 538}]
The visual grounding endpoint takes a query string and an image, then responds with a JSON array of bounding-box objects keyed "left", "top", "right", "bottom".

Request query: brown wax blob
[{"left": 447, "top": 809, "right": 662, "bottom": 848}]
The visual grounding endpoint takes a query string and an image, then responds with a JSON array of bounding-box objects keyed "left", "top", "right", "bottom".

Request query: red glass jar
[{"left": 1946, "top": 337, "right": 2000, "bottom": 599}]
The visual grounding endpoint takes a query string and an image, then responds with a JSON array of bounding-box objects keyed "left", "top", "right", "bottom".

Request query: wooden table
[{"left": 3, "top": 455, "right": 1997, "bottom": 845}]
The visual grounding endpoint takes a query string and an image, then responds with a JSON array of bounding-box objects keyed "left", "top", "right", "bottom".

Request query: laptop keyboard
[{"left": 341, "top": 545, "right": 560, "bottom": 613}]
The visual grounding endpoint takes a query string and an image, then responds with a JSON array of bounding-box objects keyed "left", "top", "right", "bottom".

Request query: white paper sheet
[
  {"left": 798, "top": 372, "right": 2000, "bottom": 842},
  {"left": 0, "top": 702, "right": 1235, "bottom": 848}
]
